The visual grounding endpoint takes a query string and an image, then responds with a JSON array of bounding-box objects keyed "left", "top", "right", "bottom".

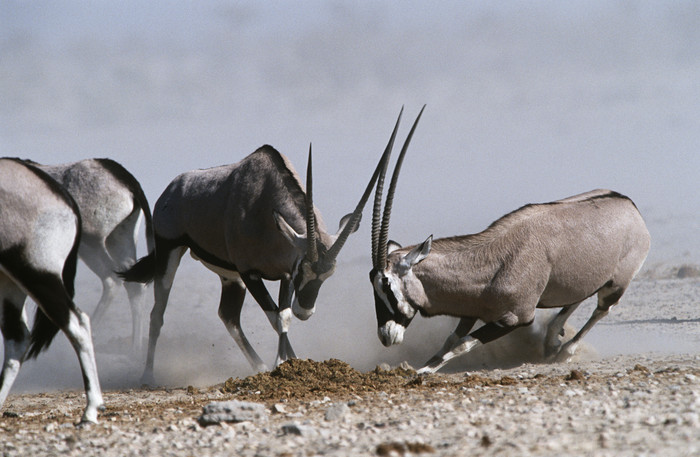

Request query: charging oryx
[
  {"left": 121, "top": 139, "right": 394, "bottom": 384},
  {"left": 369, "top": 125, "right": 650, "bottom": 373},
  {"left": 0, "top": 158, "right": 104, "bottom": 424},
  {"left": 33, "top": 159, "right": 154, "bottom": 351}
]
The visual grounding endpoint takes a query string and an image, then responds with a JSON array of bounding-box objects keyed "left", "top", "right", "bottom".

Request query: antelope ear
[
  {"left": 274, "top": 211, "right": 306, "bottom": 248},
  {"left": 401, "top": 235, "right": 432, "bottom": 269},
  {"left": 387, "top": 240, "right": 402, "bottom": 254},
  {"left": 337, "top": 212, "right": 360, "bottom": 235}
]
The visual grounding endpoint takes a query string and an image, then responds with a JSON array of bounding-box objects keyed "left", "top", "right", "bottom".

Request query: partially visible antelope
[
  {"left": 369, "top": 118, "right": 651, "bottom": 373},
  {"left": 32, "top": 159, "right": 154, "bottom": 351},
  {"left": 0, "top": 158, "right": 104, "bottom": 424},
  {"left": 121, "top": 136, "right": 395, "bottom": 384}
]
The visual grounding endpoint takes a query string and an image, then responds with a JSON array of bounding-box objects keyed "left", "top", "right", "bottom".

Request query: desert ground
[
  {"left": 1, "top": 259, "right": 698, "bottom": 456},
  {"left": 1, "top": 354, "right": 699, "bottom": 457}
]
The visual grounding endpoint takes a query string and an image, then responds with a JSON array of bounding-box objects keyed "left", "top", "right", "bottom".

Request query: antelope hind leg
[
  {"left": 543, "top": 303, "right": 581, "bottom": 359},
  {"left": 0, "top": 278, "right": 29, "bottom": 409},
  {"left": 555, "top": 286, "right": 624, "bottom": 362}
]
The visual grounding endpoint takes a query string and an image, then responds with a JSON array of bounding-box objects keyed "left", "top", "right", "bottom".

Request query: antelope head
[
  {"left": 275, "top": 139, "right": 397, "bottom": 320},
  {"left": 369, "top": 106, "right": 426, "bottom": 346}
]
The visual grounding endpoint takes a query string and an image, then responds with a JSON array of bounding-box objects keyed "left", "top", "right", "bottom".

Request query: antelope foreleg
[
  {"left": 241, "top": 273, "right": 280, "bottom": 330},
  {"left": 275, "top": 278, "right": 297, "bottom": 367},
  {"left": 240, "top": 274, "right": 298, "bottom": 368},
  {"left": 417, "top": 320, "right": 517, "bottom": 374},
  {"left": 218, "top": 277, "right": 268, "bottom": 372},
  {"left": 417, "top": 318, "right": 477, "bottom": 374}
]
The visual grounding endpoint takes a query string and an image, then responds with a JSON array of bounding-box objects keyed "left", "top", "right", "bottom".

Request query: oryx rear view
[
  {"left": 0, "top": 158, "right": 104, "bottom": 424},
  {"left": 33, "top": 159, "right": 153, "bottom": 351},
  {"left": 121, "top": 142, "right": 393, "bottom": 384},
  {"left": 369, "top": 117, "right": 650, "bottom": 373}
]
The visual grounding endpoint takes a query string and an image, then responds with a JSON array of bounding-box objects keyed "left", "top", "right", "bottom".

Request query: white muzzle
[
  {"left": 378, "top": 320, "right": 405, "bottom": 346},
  {"left": 292, "top": 297, "right": 315, "bottom": 321}
]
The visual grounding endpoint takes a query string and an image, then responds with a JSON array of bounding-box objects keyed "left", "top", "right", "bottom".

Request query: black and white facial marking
[
  {"left": 371, "top": 236, "right": 432, "bottom": 346},
  {"left": 273, "top": 210, "right": 344, "bottom": 321},
  {"left": 291, "top": 257, "right": 335, "bottom": 320},
  {"left": 370, "top": 268, "right": 415, "bottom": 347}
]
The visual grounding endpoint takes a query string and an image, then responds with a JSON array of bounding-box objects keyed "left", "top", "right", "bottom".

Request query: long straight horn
[
  {"left": 372, "top": 107, "right": 403, "bottom": 270},
  {"left": 306, "top": 144, "right": 318, "bottom": 262},
  {"left": 325, "top": 109, "right": 403, "bottom": 263},
  {"left": 377, "top": 105, "right": 425, "bottom": 269}
]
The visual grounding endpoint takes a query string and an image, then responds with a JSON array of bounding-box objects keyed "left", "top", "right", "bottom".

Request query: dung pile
[
  {"left": 222, "top": 358, "right": 416, "bottom": 401},
  {"left": 221, "top": 358, "right": 545, "bottom": 403}
]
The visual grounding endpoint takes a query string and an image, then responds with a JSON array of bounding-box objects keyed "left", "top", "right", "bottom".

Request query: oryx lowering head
[
  {"left": 274, "top": 146, "right": 360, "bottom": 320},
  {"left": 275, "top": 143, "right": 392, "bottom": 320},
  {"left": 369, "top": 106, "right": 426, "bottom": 346}
]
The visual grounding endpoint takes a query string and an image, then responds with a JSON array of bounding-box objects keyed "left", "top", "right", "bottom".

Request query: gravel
[{"left": 1, "top": 353, "right": 698, "bottom": 456}]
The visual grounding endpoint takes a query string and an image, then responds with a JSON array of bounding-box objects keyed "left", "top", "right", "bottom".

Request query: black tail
[
  {"left": 24, "top": 271, "right": 78, "bottom": 360},
  {"left": 118, "top": 252, "right": 157, "bottom": 284},
  {"left": 26, "top": 312, "right": 61, "bottom": 360}
]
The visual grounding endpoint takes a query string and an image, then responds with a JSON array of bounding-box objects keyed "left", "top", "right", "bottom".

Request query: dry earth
[
  {"left": 2, "top": 354, "right": 699, "bottom": 456},
  {"left": 1, "top": 266, "right": 699, "bottom": 456}
]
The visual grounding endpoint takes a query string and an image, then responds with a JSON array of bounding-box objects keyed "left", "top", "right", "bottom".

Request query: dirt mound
[
  {"left": 222, "top": 358, "right": 416, "bottom": 401},
  {"left": 221, "top": 358, "right": 534, "bottom": 402}
]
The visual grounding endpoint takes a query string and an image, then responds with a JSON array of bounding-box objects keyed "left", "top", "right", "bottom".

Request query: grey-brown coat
[
  {"left": 122, "top": 142, "right": 390, "bottom": 384},
  {"left": 370, "top": 124, "right": 650, "bottom": 373}
]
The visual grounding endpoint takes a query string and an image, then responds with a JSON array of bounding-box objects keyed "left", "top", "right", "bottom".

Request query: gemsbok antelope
[
  {"left": 32, "top": 159, "right": 154, "bottom": 351},
  {"left": 0, "top": 158, "right": 104, "bottom": 424},
  {"left": 369, "top": 116, "right": 651, "bottom": 374},
  {"left": 121, "top": 138, "right": 395, "bottom": 384}
]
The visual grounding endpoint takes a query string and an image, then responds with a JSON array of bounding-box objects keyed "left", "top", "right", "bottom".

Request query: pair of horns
[
  {"left": 372, "top": 106, "right": 425, "bottom": 270},
  {"left": 304, "top": 105, "right": 423, "bottom": 264}
]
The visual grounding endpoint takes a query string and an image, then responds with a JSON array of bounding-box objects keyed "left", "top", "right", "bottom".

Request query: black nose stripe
[{"left": 296, "top": 279, "right": 322, "bottom": 309}]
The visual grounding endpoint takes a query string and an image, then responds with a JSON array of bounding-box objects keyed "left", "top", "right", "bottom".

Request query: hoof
[
  {"left": 254, "top": 363, "right": 270, "bottom": 373},
  {"left": 553, "top": 342, "right": 578, "bottom": 363},
  {"left": 140, "top": 373, "right": 156, "bottom": 387},
  {"left": 77, "top": 413, "right": 99, "bottom": 427},
  {"left": 416, "top": 365, "right": 437, "bottom": 375},
  {"left": 543, "top": 345, "right": 560, "bottom": 361},
  {"left": 543, "top": 335, "right": 563, "bottom": 360}
]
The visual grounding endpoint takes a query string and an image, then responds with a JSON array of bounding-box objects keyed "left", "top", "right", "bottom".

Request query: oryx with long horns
[
  {"left": 369, "top": 111, "right": 650, "bottom": 373},
  {"left": 121, "top": 142, "right": 392, "bottom": 384},
  {"left": 0, "top": 158, "right": 104, "bottom": 424}
]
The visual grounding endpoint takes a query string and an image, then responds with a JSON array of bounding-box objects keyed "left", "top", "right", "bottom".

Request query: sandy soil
[
  {"left": 1, "top": 264, "right": 698, "bottom": 456},
  {"left": 1, "top": 355, "right": 699, "bottom": 456}
]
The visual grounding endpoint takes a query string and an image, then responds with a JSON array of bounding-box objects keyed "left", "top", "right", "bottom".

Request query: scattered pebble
[{"left": 197, "top": 401, "right": 268, "bottom": 426}]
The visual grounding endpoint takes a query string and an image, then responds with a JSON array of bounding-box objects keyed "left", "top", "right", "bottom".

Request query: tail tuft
[
  {"left": 118, "top": 252, "right": 156, "bottom": 284},
  {"left": 26, "top": 312, "right": 61, "bottom": 360}
]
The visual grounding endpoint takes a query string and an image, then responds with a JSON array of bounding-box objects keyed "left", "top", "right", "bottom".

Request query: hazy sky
[{"left": 2, "top": 0, "right": 699, "bottom": 263}]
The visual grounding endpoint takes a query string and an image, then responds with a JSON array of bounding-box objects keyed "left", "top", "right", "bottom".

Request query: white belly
[{"left": 190, "top": 251, "right": 241, "bottom": 281}]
